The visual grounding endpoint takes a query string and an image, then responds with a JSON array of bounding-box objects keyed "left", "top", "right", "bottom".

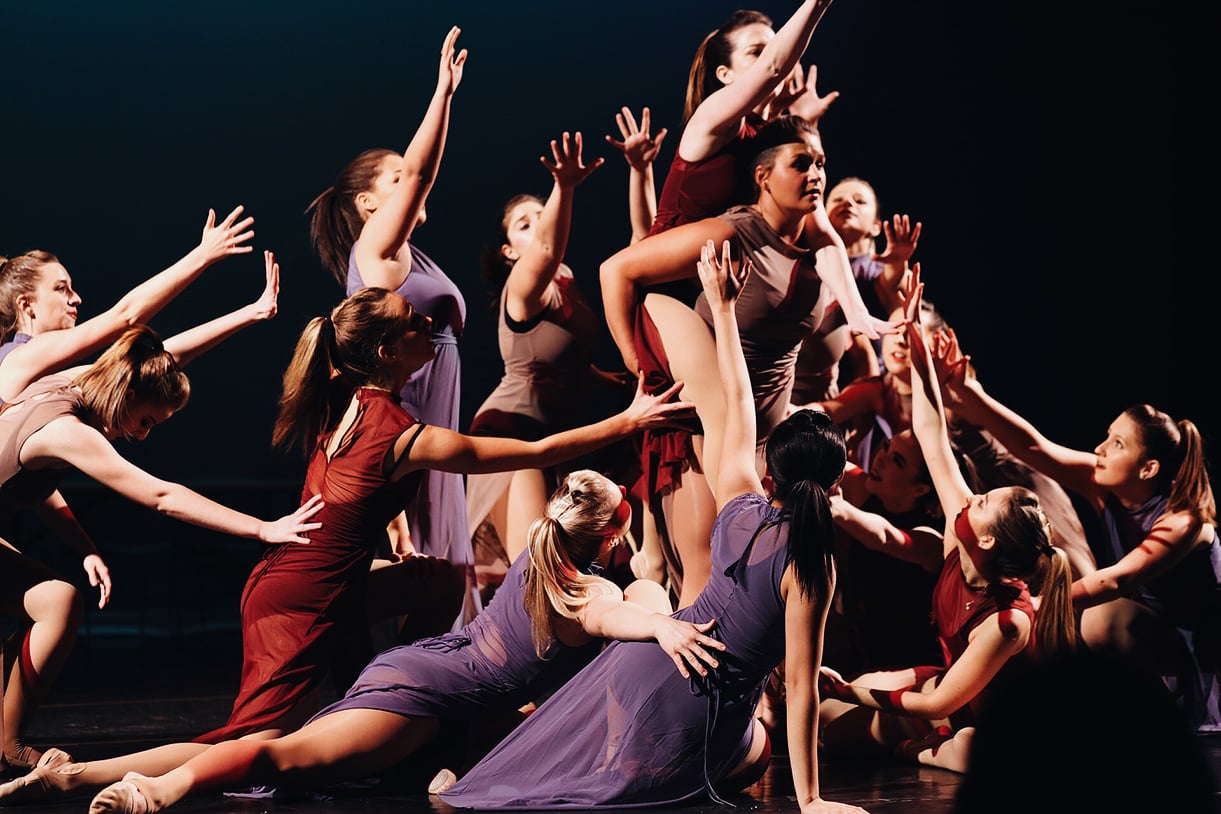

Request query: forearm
[
  {"left": 628, "top": 164, "right": 657, "bottom": 243},
  {"left": 786, "top": 676, "right": 822, "bottom": 807},
  {"left": 162, "top": 305, "right": 259, "bottom": 367},
  {"left": 150, "top": 482, "right": 265, "bottom": 541},
  {"left": 1071, "top": 568, "right": 1127, "bottom": 608},
  {"left": 759, "top": 0, "right": 833, "bottom": 88},
  {"left": 532, "top": 184, "right": 574, "bottom": 272},
  {"left": 831, "top": 496, "right": 911, "bottom": 554},
  {"left": 110, "top": 245, "right": 213, "bottom": 326},
  {"left": 581, "top": 596, "right": 666, "bottom": 642},
  {"left": 402, "top": 85, "right": 454, "bottom": 187},
  {"left": 812, "top": 240, "right": 871, "bottom": 324}
]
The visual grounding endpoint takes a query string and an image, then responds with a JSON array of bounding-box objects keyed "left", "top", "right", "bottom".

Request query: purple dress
[
  {"left": 347, "top": 242, "right": 480, "bottom": 627},
  {"left": 307, "top": 550, "right": 600, "bottom": 722},
  {"left": 442, "top": 492, "right": 791, "bottom": 808}
]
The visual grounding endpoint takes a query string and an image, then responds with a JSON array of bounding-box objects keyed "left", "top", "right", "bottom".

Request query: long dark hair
[
  {"left": 765, "top": 408, "right": 847, "bottom": 599},
  {"left": 306, "top": 148, "right": 397, "bottom": 286},
  {"left": 477, "top": 193, "right": 541, "bottom": 320}
]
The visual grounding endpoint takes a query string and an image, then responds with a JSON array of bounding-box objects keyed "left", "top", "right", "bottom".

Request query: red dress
[
  {"left": 932, "top": 547, "right": 1035, "bottom": 726},
  {"left": 195, "top": 388, "right": 424, "bottom": 742}
]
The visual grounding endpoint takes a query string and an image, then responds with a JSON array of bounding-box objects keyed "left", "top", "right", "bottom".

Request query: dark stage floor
[{"left": 11, "top": 634, "right": 1221, "bottom": 814}]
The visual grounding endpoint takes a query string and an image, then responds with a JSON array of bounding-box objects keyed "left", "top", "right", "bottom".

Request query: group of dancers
[{"left": 0, "top": 2, "right": 1217, "bottom": 813}]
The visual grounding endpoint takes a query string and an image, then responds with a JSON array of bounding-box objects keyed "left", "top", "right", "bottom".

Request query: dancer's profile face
[{"left": 24, "top": 262, "right": 82, "bottom": 334}]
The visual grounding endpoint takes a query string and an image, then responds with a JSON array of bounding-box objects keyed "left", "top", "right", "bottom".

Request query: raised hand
[
  {"left": 437, "top": 25, "right": 467, "bottom": 95},
  {"left": 696, "top": 239, "right": 750, "bottom": 309},
  {"left": 249, "top": 250, "right": 280, "bottom": 322},
  {"left": 196, "top": 205, "right": 255, "bottom": 265},
  {"left": 621, "top": 376, "right": 697, "bottom": 431},
  {"left": 540, "top": 131, "right": 604, "bottom": 189},
  {"left": 775, "top": 63, "right": 840, "bottom": 124},
  {"left": 652, "top": 616, "right": 726, "bottom": 679},
  {"left": 605, "top": 106, "right": 668, "bottom": 172},
  {"left": 875, "top": 214, "right": 922, "bottom": 266},
  {"left": 259, "top": 493, "right": 325, "bottom": 545}
]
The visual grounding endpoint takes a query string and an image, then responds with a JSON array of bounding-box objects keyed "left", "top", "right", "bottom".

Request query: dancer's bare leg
[
  {"left": 0, "top": 741, "right": 212, "bottom": 803},
  {"left": 642, "top": 294, "right": 725, "bottom": 610},
  {"left": 501, "top": 468, "right": 549, "bottom": 564},
  {"left": 90, "top": 709, "right": 436, "bottom": 813},
  {"left": 3, "top": 579, "right": 82, "bottom": 766}
]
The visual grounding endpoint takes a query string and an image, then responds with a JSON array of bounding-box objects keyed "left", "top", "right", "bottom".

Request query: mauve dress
[
  {"left": 442, "top": 492, "right": 793, "bottom": 809},
  {"left": 465, "top": 267, "right": 599, "bottom": 595},
  {"left": 347, "top": 242, "right": 480, "bottom": 627},
  {"left": 309, "top": 548, "right": 600, "bottom": 724}
]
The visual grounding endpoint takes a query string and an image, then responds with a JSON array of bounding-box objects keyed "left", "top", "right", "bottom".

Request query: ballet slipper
[
  {"left": 35, "top": 747, "right": 74, "bottom": 769},
  {"left": 0, "top": 759, "right": 87, "bottom": 804},
  {"left": 428, "top": 768, "right": 457, "bottom": 795},
  {"left": 88, "top": 778, "right": 152, "bottom": 814},
  {"left": 2, "top": 745, "right": 46, "bottom": 772}
]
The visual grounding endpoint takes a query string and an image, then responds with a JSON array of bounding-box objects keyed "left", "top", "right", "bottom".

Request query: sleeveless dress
[
  {"left": 0, "top": 375, "right": 95, "bottom": 602},
  {"left": 195, "top": 388, "right": 425, "bottom": 743},
  {"left": 347, "top": 242, "right": 480, "bottom": 628},
  {"left": 442, "top": 492, "right": 794, "bottom": 809},
  {"left": 694, "top": 206, "right": 829, "bottom": 442},
  {"left": 1096, "top": 492, "right": 1221, "bottom": 726},
  {"left": 308, "top": 548, "right": 601, "bottom": 724},
  {"left": 465, "top": 268, "right": 599, "bottom": 597},
  {"left": 931, "top": 547, "right": 1035, "bottom": 727}
]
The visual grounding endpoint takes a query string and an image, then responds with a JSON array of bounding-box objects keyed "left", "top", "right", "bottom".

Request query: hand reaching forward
[
  {"left": 248, "top": 250, "right": 280, "bottom": 322},
  {"left": 259, "top": 493, "right": 325, "bottom": 544},
  {"left": 620, "top": 376, "right": 696, "bottom": 432},
  {"left": 196, "top": 205, "right": 255, "bottom": 265},
  {"left": 436, "top": 25, "right": 467, "bottom": 95},
  {"left": 653, "top": 616, "right": 725, "bottom": 679},
  {"left": 541, "top": 131, "right": 604, "bottom": 189},
  {"left": 605, "top": 106, "right": 667, "bottom": 171}
]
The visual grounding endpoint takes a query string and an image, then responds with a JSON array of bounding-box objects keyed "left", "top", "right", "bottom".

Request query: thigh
[{"left": 268, "top": 708, "right": 437, "bottom": 786}]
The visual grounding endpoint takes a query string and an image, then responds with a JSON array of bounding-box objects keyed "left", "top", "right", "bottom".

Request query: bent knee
[{"left": 24, "top": 579, "right": 83, "bottom": 624}]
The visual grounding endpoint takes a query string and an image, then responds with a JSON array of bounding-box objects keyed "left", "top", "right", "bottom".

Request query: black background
[{"left": 1, "top": 0, "right": 1209, "bottom": 496}]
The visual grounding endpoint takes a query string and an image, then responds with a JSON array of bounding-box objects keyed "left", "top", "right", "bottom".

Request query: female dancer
[
  {"left": 0, "top": 285, "right": 699, "bottom": 807},
  {"left": 602, "top": 115, "right": 898, "bottom": 607},
  {"left": 0, "top": 246, "right": 277, "bottom": 773},
  {"left": 817, "top": 271, "right": 1076, "bottom": 773},
  {"left": 307, "top": 26, "right": 477, "bottom": 625},
  {"left": 930, "top": 318, "right": 1219, "bottom": 726},
  {"left": 436, "top": 241, "right": 866, "bottom": 812},
  {"left": 465, "top": 130, "right": 606, "bottom": 596}
]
